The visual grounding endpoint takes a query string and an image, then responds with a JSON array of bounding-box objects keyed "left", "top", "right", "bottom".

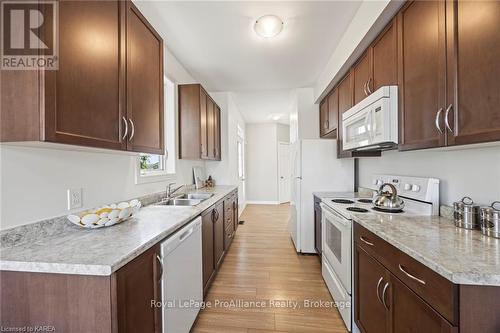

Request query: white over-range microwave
[{"left": 342, "top": 85, "right": 398, "bottom": 151}]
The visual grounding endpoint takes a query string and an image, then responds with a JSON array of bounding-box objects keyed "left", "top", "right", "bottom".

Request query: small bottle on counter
[{"left": 206, "top": 175, "right": 215, "bottom": 187}]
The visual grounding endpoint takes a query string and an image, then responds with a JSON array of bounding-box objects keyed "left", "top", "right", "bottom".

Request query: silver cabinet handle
[
  {"left": 399, "top": 264, "right": 426, "bottom": 285},
  {"left": 156, "top": 254, "right": 163, "bottom": 282},
  {"left": 359, "top": 236, "right": 374, "bottom": 246},
  {"left": 444, "top": 104, "right": 453, "bottom": 133},
  {"left": 376, "top": 277, "right": 384, "bottom": 305},
  {"left": 367, "top": 78, "right": 373, "bottom": 94},
  {"left": 128, "top": 118, "right": 135, "bottom": 141},
  {"left": 435, "top": 108, "right": 444, "bottom": 134},
  {"left": 121, "top": 117, "right": 128, "bottom": 140},
  {"left": 363, "top": 81, "right": 368, "bottom": 96},
  {"left": 381, "top": 282, "right": 390, "bottom": 310}
]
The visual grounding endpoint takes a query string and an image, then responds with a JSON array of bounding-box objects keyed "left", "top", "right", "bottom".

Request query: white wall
[
  {"left": 358, "top": 146, "right": 500, "bottom": 206},
  {"left": 0, "top": 46, "right": 204, "bottom": 230},
  {"left": 246, "top": 123, "right": 290, "bottom": 203}
]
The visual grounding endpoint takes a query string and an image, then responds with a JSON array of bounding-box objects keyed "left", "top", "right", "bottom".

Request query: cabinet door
[
  {"left": 337, "top": 73, "right": 354, "bottom": 158},
  {"left": 116, "top": 245, "right": 162, "bottom": 333},
  {"left": 390, "top": 274, "right": 457, "bottom": 333},
  {"left": 446, "top": 0, "right": 500, "bottom": 146},
  {"left": 353, "top": 51, "right": 372, "bottom": 105},
  {"left": 319, "top": 98, "right": 329, "bottom": 137},
  {"left": 201, "top": 210, "right": 215, "bottom": 289},
  {"left": 126, "top": 1, "right": 164, "bottom": 154},
  {"left": 224, "top": 199, "right": 234, "bottom": 250},
  {"left": 398, "top": 1, "right": 447, "bottom": 151},
  {"left": 354, "top": 245, "right": 389, "bottom": 333},
  {"left": 214, "top": 105, "right": 221, "bottom": 160},
  {"left": 372, "top": 20, "right": 397, "bottom": 91},
  {"left": 44, "top": 1, "right": 126, "bottom": 150},
  {"left": 206, "top": 99, "right": 215, "bottom": 160},
  {"left": 327, "top": 88, "right": 339, "bottom": 136},
  {"left": 213, "top": 202, "right": 225, "bottom": 268},
  {"left": 200, "top": 88, "right": 208, "bottom": 159}
]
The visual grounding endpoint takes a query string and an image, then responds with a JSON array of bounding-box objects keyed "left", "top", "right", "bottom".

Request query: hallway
[{"left": 192, "top": 204, "right": 348, "bottom": 333}]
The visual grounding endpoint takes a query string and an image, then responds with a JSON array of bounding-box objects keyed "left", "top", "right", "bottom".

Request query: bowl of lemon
[{"left": 67, "top": 199, "right": 141, "bottom": 229}]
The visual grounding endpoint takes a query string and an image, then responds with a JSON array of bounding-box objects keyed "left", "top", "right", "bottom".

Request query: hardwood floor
[{"left": 192, "top": 204, "right": 348, "bottom": 333}]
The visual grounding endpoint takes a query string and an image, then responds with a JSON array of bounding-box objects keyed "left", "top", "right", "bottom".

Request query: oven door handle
[{"left": 320, "top": 203, "right": 350, "bottom": 227}]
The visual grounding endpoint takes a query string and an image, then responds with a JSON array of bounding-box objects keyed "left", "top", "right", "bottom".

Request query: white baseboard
[{"left": 246, "top": 200, "right": 280, "bottom": 205}]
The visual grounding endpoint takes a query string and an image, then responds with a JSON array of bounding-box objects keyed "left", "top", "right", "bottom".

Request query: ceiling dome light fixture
[{"left": 254, "top": 15, "right": 283, "bottom": 38}]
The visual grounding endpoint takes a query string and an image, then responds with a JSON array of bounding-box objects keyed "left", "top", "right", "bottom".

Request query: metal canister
[
  {"left": 453, "top": 197, "right": 481, "bottom": 230},
  {"left": 480, "top": 201, "right": 500, "bottom": 239}
]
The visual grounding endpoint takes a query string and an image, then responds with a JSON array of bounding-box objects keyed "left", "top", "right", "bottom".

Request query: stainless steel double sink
[{"left": 156, "top": 193, "right": 214, "bottom": 206}]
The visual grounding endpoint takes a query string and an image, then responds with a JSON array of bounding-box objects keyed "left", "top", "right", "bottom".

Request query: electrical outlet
[{"left": 67, "top": 188, "right": 83, "bottom": 210}]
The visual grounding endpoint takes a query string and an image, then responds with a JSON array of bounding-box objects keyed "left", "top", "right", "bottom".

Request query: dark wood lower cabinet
[
  {"left": 115, "top": 244, "right": 162, "bottom": 333},
  {"left": 390, "top": 274, "right": 456, "bottom": 333},
  {"left": 0, "top": 245, "right": 162, "bottom": 333},
  {"left": 213, "top": 201, "right": 225, "bottom": 268},
  {"left": 355, "top": 245, "right": 389, "bottom": 333},
  {"left": 354, "top": 222, "right": 500, "bottom": 333},
  {"left": 202, "top": 208, "right": 215, "bottom": 290},
  {"left": 201, "top": 190, "right": 238, "bottom": 294}
]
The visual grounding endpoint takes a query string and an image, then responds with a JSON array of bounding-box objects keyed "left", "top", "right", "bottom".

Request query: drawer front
[{"left": 354, "top": 222, "right": 458, "bottom": 325}]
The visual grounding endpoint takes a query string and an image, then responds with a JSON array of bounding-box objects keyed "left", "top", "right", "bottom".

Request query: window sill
[{"left": 135, "top": 172, "right": 176, "bottom": 185}]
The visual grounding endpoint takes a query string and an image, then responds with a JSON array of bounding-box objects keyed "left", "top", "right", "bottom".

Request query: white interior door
[{"left": 278, "top": 142, "right": 290, "bottom": 203}]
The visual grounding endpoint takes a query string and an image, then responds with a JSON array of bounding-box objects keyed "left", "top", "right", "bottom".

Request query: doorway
[{"left": 278, "top": 142, "right": 290, "bottom": 203}]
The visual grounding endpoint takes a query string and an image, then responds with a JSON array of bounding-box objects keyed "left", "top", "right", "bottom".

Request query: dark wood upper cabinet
[
  {"left": 353, "top": 51, "right": 372, "bottom": 105},
  {"left": 0, "top": 1, "right": 164, "bottom": 154},
  {"left": 200, "top": 88, "right": 209, "bottom": 159},
  {"left": 327, "top": 88, "right": 339, "bottom": 136},
  {"left": 125, "top": 2, "right": 164, "bottom": 154},
  {"left": 213, "top": 105, "right": 221, "bottom": 160},
  {"left": 178, "top": 84, "right": 202, "bottom": 159},
  {"left": 178, "top": 84, "right": 221, "bottom": 161},
  {"left": 319, "top": 99, "right": 329, "bottom": 137},
  {"left": 42, "top": 1, "right": 125, "bottom": 150},
  {"left": 372, "top": 19, "right": 398, "bottom": 91},
  {"left": 354, "top": 245, "right": 389, "bottom": 333},
  {"left": 337, "top": 73, "right": 354, "bottom": 158},
  {"left": 446, "top": 0, "right": 500, "bottom": 146},
  {"left": 398, "top": 0, "right": 447, "bottom": 151},
  {"left": 115, "top": 244, "right": 162, "bottom": 333},
  {"left": 319, "top": 89, "right": 338, "bottom": 139}
]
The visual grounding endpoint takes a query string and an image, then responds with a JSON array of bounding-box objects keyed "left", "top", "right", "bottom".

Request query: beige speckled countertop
[
  {"left": 352, "top": 213, "right": 500, "bottom": 286},
  {"left": 0, "top": 185, "right": 237, "bottom": 276}
]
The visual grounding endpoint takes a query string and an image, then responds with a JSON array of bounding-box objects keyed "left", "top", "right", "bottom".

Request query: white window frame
[{"left": 135, "top": 75, "right": 177, "bottom": 185}]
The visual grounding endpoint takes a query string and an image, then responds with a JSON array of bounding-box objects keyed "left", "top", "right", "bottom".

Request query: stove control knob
[
  {"left": 404, "top": 184, "right": 412, "bottom": 191},
  {"left": 375, "top": 179, "right": 383, "bottom": 186},
  {"left": 411, "top": 184, "right": 421, "bottom": 192}
]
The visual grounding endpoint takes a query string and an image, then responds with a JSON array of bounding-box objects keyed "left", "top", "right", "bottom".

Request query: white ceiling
[
  {"left": 232, "top": 90, "right": 295, "bottom": 124},
  {"left": 136, "top": 1, "right": 362, "bottom": 123}
]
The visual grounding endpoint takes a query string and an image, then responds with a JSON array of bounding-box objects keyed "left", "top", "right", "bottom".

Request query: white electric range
[{"left": 320, "top": 175, "right": 440, "bottom": 332}]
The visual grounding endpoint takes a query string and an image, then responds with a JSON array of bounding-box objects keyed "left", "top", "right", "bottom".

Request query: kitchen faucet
[{"left": 166, "top": 183, "right": 184, "bottom": 199}]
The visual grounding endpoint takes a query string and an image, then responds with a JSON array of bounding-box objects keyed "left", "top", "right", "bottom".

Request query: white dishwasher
[{"left": 161, "top": 217, "right": 203, "bottom": 333}]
